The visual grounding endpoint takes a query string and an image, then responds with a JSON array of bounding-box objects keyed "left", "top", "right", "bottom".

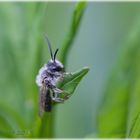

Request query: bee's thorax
[{"left": 36, "top": 59, "right": 64, "bottom": 87}]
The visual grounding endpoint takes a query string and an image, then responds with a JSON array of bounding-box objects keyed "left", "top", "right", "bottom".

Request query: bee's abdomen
[{"left": 45, "top": 90, "right": 52, "bottom": 112}]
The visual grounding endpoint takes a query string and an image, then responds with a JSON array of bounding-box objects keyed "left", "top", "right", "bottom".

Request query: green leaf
[{"left": 57, "top": 67, "right": 89, "bottom": 99}]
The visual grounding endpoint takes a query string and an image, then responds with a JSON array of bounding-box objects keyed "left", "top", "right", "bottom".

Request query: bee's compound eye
[{"left": 53, "top": 66, "right": 63, "bottom": 72}]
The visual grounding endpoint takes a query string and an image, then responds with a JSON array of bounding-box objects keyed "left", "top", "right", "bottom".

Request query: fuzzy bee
[{"left": 36, "top": 35, "right": 66, "bottom": 116}]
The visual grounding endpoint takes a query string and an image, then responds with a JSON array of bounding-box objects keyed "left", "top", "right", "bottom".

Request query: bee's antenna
[
  {"left": 54, "top": 48, "right": 59, "bottom": 62},
  {"left": 44, "top": 34, "right": 53, "bottom": 60}
]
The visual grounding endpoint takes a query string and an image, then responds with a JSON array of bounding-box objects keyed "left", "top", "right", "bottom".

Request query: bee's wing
[{"left": 39, "top": 85, "right": 48, "bottom": 117}]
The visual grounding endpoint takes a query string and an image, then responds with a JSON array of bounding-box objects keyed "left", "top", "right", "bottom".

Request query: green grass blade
[
  {"left": 97, "top": 17, "right": 140, "bottom": 138},
  {"left": 58, "top": 2, "right": 86, "bottom": 66},
  {"left": 124, "top": 19, "right": 140, "bottom": 138}
]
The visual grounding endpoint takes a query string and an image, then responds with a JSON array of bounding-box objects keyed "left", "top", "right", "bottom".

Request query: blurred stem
[
  {"left": 59, "top": 2, "right": 86, "bottom": 66},
  {"left": 39, "top": 112, "right": 54, "bottom": 138}
]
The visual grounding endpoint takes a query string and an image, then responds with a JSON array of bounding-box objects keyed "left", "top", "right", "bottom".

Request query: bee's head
[
  {"left": 45, "top": 35, "right": 64, "bottom": 74},
  {"left": 47, "top": 59, "right": 64, "bottom": 74}
]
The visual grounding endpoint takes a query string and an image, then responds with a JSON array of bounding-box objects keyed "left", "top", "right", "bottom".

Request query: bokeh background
[{"left": 0, "top": 2, "right": 140, "bottom": 138}]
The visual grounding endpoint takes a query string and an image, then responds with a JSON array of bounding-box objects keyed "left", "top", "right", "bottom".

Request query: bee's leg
[
  {"left": 52, "top": 95, "right": 64, "bottom": 103},
  {"left": 50, "top": 90, "right": 64, "bottom": 103},
  {"left": 52, "top": 87, "right": 63, "bottom": 94},
  {"left": 53, "top": 97, "right": 64, "bottom": 103},
  {"left": 51, "top": 86, "right": 72, "bottom": 101}
]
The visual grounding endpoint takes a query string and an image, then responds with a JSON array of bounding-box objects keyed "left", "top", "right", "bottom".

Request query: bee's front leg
[
  {"left": 50, "top": 91, "right": 64, "bottom": 103},
  {"left": 49, "top": 86, "right": 64, "bottom": 103},
  {"left": 52, "top": 87, "right": 63, "bottom": 94}
]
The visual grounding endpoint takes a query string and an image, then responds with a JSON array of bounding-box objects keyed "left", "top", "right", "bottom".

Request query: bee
[{"left": 36, "top": 35, "right": 66, "bottom": 116}]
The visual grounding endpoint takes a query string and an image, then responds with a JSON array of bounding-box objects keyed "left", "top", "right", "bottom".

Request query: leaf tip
[{"left": 82, "top": 66, "right": 90, "bottom": 73}]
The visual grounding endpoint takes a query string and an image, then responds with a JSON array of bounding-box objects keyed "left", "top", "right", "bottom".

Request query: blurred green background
[{"left": 0, "top": 2, "right": 140, "bottom": 138}]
